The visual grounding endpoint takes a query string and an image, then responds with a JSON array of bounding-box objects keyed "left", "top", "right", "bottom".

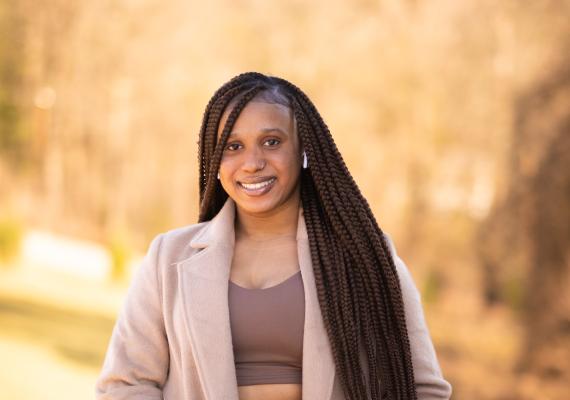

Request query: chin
[
  {"left": 235, "top": 198, "right": 279, "bottom": 215},
  {"left": 226, "top": 180, "right": 299, "bottom": 216}
]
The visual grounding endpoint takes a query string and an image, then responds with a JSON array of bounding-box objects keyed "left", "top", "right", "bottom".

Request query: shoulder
[
  {"left": 382, "top": 231, "right": 421, "bottom": 303},
  {"left": 146, "top": 220, "right": 211, "bottom": 265},
  {"left": 382, "top": 232, "right": 403, "bottom": 265}
]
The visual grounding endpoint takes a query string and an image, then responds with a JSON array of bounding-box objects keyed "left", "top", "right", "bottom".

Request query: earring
[
  {"left": 217, "top": 172, "right": 220, "bottom": 179},
  {"left": 302, "top": 151, "right": 308, "bottom": 169}
]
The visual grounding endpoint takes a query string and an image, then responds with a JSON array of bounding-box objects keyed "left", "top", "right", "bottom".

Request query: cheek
[
  {"left": 219, "top": 158, "right": 237, "bottom": 174},
  {"left": 272, "top": 154, "right": 300, "bottom": 180},
  {"left": 218, "top": 161, "right": 238, "bottom": 189}
]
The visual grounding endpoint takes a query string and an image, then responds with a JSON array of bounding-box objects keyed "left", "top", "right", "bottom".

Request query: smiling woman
[
  {"left": 95, "top": 72, "right": 452, "bottom": 400},
  {"left": 217, "top": 99, "right": 302, "bottom": 219},
  {"left": 215, "top": 90, "right": 306, "bottom": 400}
]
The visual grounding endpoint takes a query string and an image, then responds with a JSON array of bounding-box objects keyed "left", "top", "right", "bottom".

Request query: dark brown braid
[{"left": 196, "top": 72, "right": 417, "bottom": 399}]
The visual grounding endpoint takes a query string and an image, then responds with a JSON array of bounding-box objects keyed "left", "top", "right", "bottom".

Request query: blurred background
[{"left": 1, "top": 0, "right": 569, "bottom": 399}]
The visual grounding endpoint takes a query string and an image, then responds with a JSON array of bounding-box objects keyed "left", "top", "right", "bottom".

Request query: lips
[
  {"left": 237, "top": 177, "right": 277, "bottom": 196},
  {"left": 238, "top": 177, "right": 276, "bottom": 190}
]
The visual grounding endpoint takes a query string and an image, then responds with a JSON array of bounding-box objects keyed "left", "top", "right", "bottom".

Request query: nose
[{"left": 241, "top": 146, "right": 266, "bottom": 172}]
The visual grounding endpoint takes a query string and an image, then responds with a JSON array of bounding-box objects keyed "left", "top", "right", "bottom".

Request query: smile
[{"left": 238, "top": 177, "right": 276, "bottom": 195}]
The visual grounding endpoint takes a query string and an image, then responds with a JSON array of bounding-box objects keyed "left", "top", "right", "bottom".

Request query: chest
[{"left": 229, "top": 239, "right": 300, "bottom": 289}]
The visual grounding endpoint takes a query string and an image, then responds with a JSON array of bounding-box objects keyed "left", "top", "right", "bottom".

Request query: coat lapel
[
  {"left": 297, "top": 215, "right": 337, "bottom": 400},
  {"left": 178, "top": 197, "right": 336, "bottom": 400},
  {"left": 177, "top": 198, "right": 238, "bottom": 400}
]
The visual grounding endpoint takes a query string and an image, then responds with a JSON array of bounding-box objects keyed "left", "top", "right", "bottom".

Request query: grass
[{"left": 0, "top": 293, "right": 115, "bottom": 369}]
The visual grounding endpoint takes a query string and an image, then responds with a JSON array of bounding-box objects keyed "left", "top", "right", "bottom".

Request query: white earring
[
  {"left": 302, "top": 151, "right": 308, "bottom": 169},
  {"left": 217, "top": 172, "right": 220, "bottom": 179}
]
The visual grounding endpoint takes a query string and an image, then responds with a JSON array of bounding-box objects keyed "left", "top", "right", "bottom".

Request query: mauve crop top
[{"left": 228, "top": 269, "right": 305, "bottom": 386}]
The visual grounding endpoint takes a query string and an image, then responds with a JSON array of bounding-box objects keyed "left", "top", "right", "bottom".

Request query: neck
[{"left": 234, "top": 192, "right": 300, "bottom": 242}]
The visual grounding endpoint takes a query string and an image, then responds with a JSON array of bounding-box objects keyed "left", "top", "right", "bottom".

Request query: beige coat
[{"left": 95, "top": 197, "right": 452, "bottom": 399}]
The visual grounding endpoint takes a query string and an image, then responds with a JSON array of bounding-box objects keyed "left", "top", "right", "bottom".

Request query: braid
[
  {"left": 199, "top": 81, "right": 265, "bottom": 220},
  {"left": 198, "top": 72, "right": 265, "bottom": 204},
  {"left": 196, "top": 72, "right": 418, "bottom": 399}
]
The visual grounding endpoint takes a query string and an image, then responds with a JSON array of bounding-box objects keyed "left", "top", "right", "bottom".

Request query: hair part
[{"left": 225, "top": 85, "right": 292, "bottom": 111}]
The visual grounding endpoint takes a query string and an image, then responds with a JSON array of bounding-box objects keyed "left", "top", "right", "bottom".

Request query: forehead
[{"left": 217, "top": 101, "right": 295, "bottom": 138}]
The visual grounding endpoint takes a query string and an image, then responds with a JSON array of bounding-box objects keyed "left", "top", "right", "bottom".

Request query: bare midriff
[{"left": 237, "top": 383, "right": 302, "bottom": 400}]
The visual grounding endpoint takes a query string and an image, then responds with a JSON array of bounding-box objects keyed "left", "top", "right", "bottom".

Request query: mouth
[{"left": 237, "top": 177, "right": 277, "bottom": 196}]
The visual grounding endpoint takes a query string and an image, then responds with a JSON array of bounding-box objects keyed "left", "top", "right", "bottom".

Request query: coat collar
[{"left": 178, "top": 197, "right": 335, "bottom": 400}]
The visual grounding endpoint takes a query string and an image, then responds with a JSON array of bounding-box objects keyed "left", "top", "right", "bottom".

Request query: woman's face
[{"left": 216, "top": 100, "right": 302, "bottom": 217}]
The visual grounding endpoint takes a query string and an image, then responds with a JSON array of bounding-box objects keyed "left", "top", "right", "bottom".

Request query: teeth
[{"left": 240, "top": 178, "right": 275, "bottom": 190}]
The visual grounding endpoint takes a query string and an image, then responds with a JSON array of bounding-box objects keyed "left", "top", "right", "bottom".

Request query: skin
[{"left": 217, "top": 100, "right": 304, "bottom": 400}]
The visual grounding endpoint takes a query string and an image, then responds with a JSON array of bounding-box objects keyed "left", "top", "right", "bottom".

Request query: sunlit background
[{"left": 1, "top": 1, "right": 569, "bottom": 399}]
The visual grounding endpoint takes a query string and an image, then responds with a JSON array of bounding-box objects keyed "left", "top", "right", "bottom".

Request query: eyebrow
[
  {"left": 228, "top": 127, "right": 288, "bottom": 137},
  {"left": 261, "top": 127, "right": 288, "bottom": 135}
]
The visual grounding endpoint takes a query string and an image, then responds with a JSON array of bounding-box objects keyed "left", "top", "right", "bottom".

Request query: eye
[
  {"left": 264, "top": 138, "right": 281, "bottom": 147},
  {"left": 225, "top": 143, "right": 241, "bottom": 151}
]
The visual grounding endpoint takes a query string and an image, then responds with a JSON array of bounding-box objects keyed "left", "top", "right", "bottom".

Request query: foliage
[
  {"left": 0, "top": 217, "right": 23, "bottom": 265},
  {"left": 105, "top": 233, "right": 132, "bottom": 282},
  {"left": 422, "top": 267, "right": 444, "bottom": 304}
]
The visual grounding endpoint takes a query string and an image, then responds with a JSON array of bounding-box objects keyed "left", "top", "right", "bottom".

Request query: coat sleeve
[
  {"left": 95, "top": 233, "right": 169, "bottom": 400},
  {"left": 383, "top": 232, "right": 453, "bottom": 400}
]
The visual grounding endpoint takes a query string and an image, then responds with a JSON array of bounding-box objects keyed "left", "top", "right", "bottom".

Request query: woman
[{"left": 95, "top": 72, "right": 452, "bottom": 400}]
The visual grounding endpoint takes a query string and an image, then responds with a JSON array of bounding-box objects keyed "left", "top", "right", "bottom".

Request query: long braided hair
[{"left": 196, "top": 72, "right": 417, "bottom": 400}]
